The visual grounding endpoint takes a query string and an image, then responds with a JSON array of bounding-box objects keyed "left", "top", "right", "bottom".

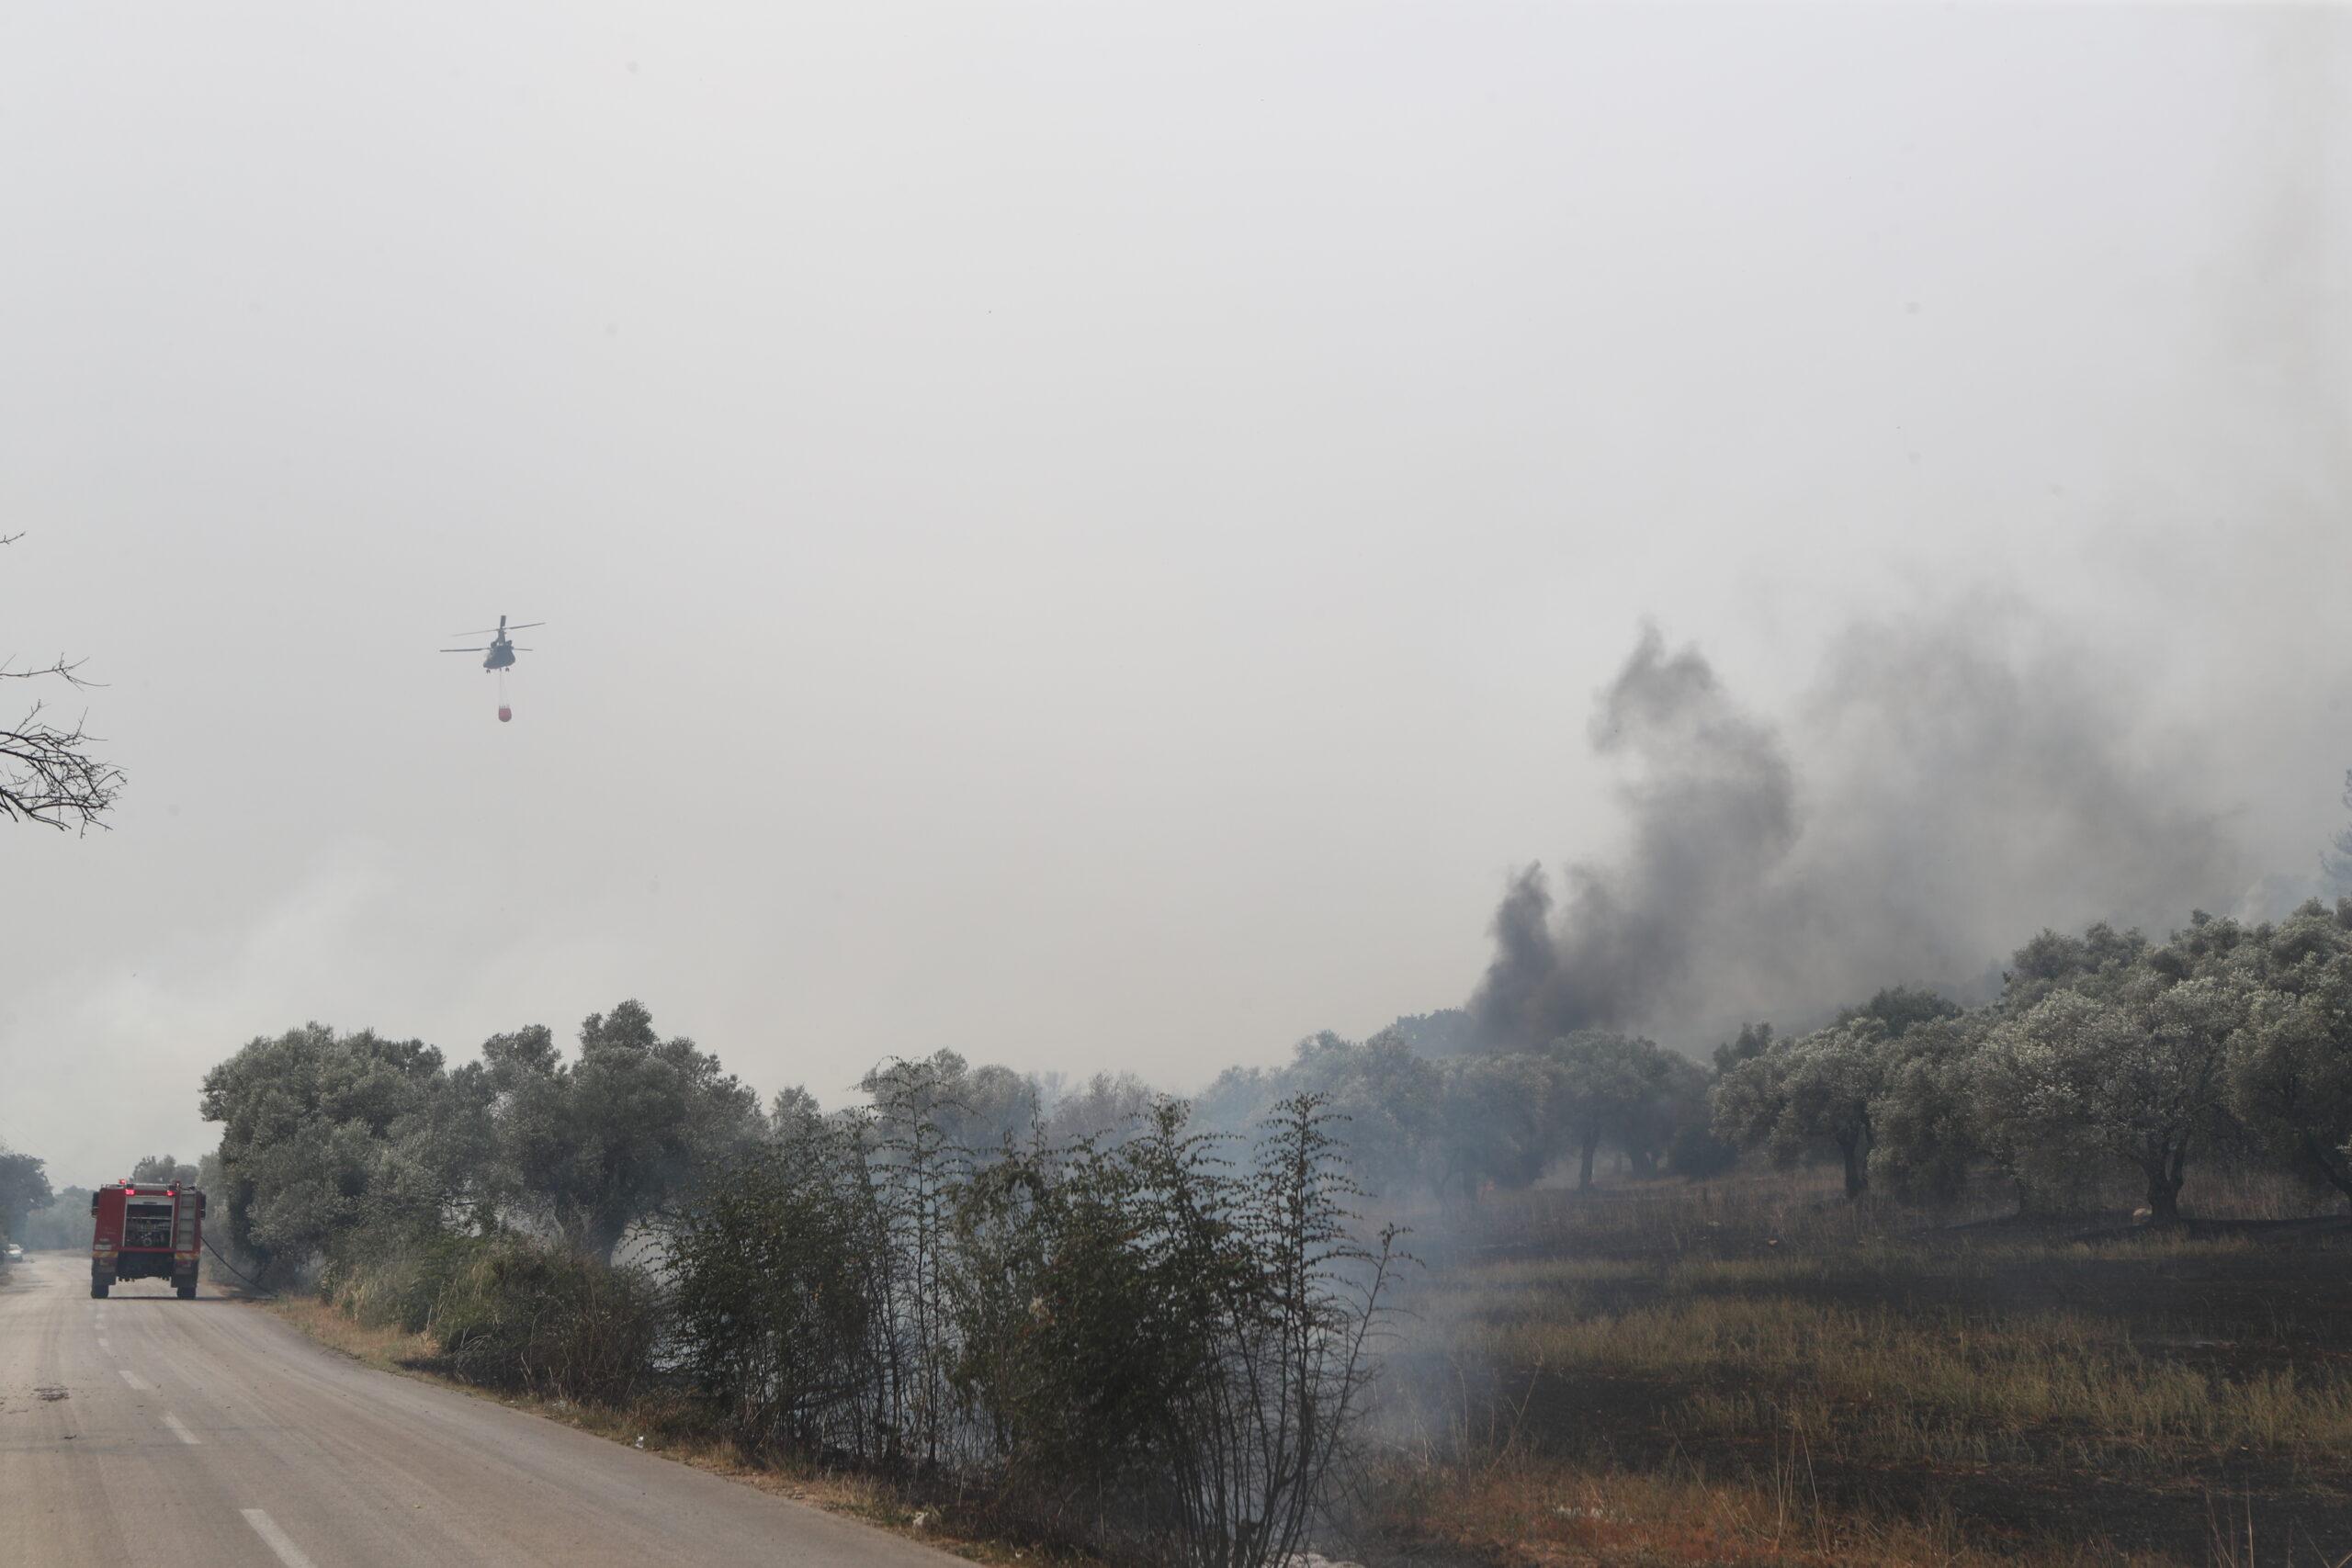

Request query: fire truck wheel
[
  {"left": 175, "top": 1278, "right": 197, "bottom": 1301},
  {"left": 89, "top": 1278, "right": 108, "bottom": 1300}
]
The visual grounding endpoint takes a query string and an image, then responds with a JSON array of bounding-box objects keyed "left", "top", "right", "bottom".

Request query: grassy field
[{"left": 1365, "top": 1169, "right": 2352, "bottom": 1567}]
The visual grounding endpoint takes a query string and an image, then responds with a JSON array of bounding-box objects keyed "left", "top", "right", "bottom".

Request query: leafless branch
[
  {"left": 3, "top": 533, "right": 123, "bottom": 831},
  {"left": 1, "top": 701, "right": 124, "bottom": 832},
  {"left": 1, "top": 652, "right": 103, "bottom": 686}
]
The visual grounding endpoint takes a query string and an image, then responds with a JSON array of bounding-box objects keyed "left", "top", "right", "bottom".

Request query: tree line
[
  {"left": 197, "top": 1001, "right": 764, "bottom": 1274},
  {"left": 1191, "top": 899, "right": 2352, "bottom": 1224},
  {"left": 38, "top": 897, "right": 2352, "bottom": 1269},
  {"left": 1714, "top": 900, "right": 2352, "bottom": 1221},
  {"left": 1194, "top": 1021, "right": 1729, "bottom": 1201}
]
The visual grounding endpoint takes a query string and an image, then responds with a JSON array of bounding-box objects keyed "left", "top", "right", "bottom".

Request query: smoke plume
[{"left": 1470, "top": 609, "right": 2254, "bottom": 1052}]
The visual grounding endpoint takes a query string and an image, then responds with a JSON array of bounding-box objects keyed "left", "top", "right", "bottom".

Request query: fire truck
[{"left": 89, "top": 1180, "right": 204, "bottom": 1300}]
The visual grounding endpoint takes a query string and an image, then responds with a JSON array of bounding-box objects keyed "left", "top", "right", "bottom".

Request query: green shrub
[
  {"left": 324, "top": 1227, "right": 492, "bottom": 1333},
  {"left": 667, "top": 1115, "right": 888, "bottom": 1458},
  {"left": 429, "top": 1235, "right": 663, "bottom": 1404},
  {"left": 950, "top": 1094, "right": 1408, "bottom": 1566},
  {"left": 668, "top": 1091, "right": 1408, "bottom": 1566}
]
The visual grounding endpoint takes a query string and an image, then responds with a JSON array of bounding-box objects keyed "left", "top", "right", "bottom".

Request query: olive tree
[
  {"left": 0, "top": 1148, "right": 54, "bottom": 1246},
  {"left": 1281, "top": 1030, "right": 1442, "bottom": 1198},
  {"left": 129, "top": 1154, "right": 202, "bottom": 1187},
  {"left": 1865, "top": 1015, "right": 1991, "bottom": 1207},
  {"left": 1840, "top": 985, "right": 1962, "bottom": 1039},
  {"left": 2319, "top": 772, "right": 2352, "bottom": 898},
  {"left": 1192, "top": 1031, "right": 1444, "bottom": 1200},
  {"left": 18, "top": 1186, "right": 90, "bottom": 1249},
  {"left": 1808, "top": 985, "right": 1971, "bottom": 1206},
  {"left": 1546, "top": 1031, "right": 1674, "bottom": 1190},
  {"left": 488, "top": 1001, "right": 763, "bottom": 1258},
  {"left": 1974, "top": 975, "right": 2247, "bottom": 1222},
  {"left": 1713, "top": 1018, "right": 1888, "bottom": 1199},
  {"left": 1430, "top": 1053, "right": 1565, "bottom": 1198},
  {"left": 2228, "top": 905, "right": 2352, "bottom": 1207},
  {"left": 2001, "top": 921, "right": 2150, "bottom": 1006},
  {"left": 198, "top": 1023, "right": 449, "bottom": 1280}
]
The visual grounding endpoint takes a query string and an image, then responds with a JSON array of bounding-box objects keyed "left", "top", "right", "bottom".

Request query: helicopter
[{"left": 441, "top": 615, "right": 544, "bottom": 672}]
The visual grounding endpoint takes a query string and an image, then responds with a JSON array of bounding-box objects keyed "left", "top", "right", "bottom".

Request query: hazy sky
[{"left": 3, "top": 5, "right": 2346, "bottom": 1185}]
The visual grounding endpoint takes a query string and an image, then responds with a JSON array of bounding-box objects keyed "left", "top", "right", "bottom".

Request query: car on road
[{"left": 4, "top": 1245, "right": 21, "bottom": 1262}]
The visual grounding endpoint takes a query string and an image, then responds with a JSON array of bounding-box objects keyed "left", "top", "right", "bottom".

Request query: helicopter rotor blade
[
  {"left": 441, "top": 647, "right": 490, "bottom": 653},
  {"left": 503, "top": 622, "right": 547, "bottom": 631}
]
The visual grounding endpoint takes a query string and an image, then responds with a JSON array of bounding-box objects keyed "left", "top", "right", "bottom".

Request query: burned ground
[{"left": 1371, "top": 1173, "right": 2352, "bottom": 1566}]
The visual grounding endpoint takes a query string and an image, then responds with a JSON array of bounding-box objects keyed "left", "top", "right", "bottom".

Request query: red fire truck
[{"left": 89, "top": 1180, "right": 204, "bottom": 1300}]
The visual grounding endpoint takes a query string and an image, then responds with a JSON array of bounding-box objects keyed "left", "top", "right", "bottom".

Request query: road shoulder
[{"left": 252, "top": 1292, "right": 1066, "bottom": 1566}]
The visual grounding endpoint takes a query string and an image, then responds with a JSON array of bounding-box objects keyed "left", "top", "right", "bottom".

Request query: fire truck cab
[{"left": 89, "top": 1181, "right": 204, "bottom": 1300}]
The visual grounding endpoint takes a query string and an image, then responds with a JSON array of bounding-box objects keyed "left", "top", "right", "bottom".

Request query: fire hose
[{"left": 201, "top": 1232, "right": 277, "bottom": 1298}]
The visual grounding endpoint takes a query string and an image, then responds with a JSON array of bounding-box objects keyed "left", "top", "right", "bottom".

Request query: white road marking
[
  {"left": 162, "top": 1413, "right": 200, "bottom": 1445},
  {"left": 243, "top": 1509, "right": 321, "bottom": 1568},
  {"left": 119, "top": 1370, "right": 154, "bottom": 1393},
  {"left": 96, "top": 1336, "right": 111, "bottom": 1352}
]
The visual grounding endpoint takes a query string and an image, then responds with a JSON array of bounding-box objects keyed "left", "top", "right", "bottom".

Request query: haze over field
[{"left": 2, "top": 5, "right": 2346, "bottom": 1184}]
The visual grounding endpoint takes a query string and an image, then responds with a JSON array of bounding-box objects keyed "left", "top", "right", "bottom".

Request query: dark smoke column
[{"left": 1470, "top": 627, "right": 1798, "bottom": 1052}]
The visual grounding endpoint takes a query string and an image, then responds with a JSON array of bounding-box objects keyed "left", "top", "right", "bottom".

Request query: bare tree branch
[
  {"left": 0, "top": 702, "right": 123, "bottom": 831},
  {"left": 3, "top": 534, "right": 124, "bottom": 832},
  {"left": 1, "top": 652, "right": 103, "bottom": 685}
]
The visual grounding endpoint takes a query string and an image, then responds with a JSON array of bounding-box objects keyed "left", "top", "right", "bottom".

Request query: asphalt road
[{"left": 0, "top": 1251, "right": 960, "bottom": 1567}]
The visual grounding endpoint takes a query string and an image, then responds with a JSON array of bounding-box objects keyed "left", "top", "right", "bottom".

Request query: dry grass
[
  {"left": 266, "top": 1294, "right": 439, "bottom": 1372},
  {"left": 1439, "top": 1162, "right": 2342, "bottom": 1264},
  {"left": 1375, "top": 1167, "right": 2352, "bottom": 1566},
  {"left": 1433, "top": 1276, "right": 2352, "bottom": 1472},
  {"left": 1376, "top": 1450, "right": 2188, "bottom": 1568}
]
